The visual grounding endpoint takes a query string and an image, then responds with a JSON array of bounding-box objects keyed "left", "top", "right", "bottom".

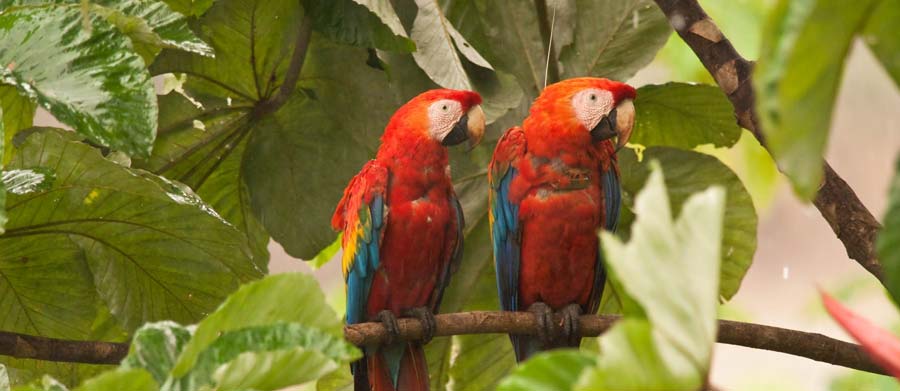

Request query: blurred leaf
[
  {"left": 496, "top": 350, "right": 594, "bottom": 391},
  {"left": 171, "top": 273, "right": 341, "bottom": 377},
  {"left": 1, "top": 169, "right": 55, "bottom": 195},
  {"left": 559, "top": 0, "right": 670, "bottom": 81},
  {"left": 822, "top": 292, "right": 900, "bottom": 378},
  {"left": 0, "top": 6, "right": 156, "bottom": 157},
  {"left": 303, "top": 0, "right": 415, "bottom": 52},
  {"left": 863, "top": 0, "right": 900, "bottom": 88},
  {"left": 183, "top": 323, "right": 360, "bottom": 390},
  {"left": 316, "top": 369, "right": 352, "bottom": 391},
  {"left": 1, "top": 365, "right": 9, "bottom": 391},
  {"left": 576, "top": 164, "right": 725, "bottom": 389},
  {"left": 121, "top": 321, "right": 194, "bottom": 385},
  {"left": 449, "top": 334, "right": 515, "bottom": 391},
  {"left": 878, "top": 156, "right": 900, "bottom": 306},
  {"left": 0, "top": 107, "right": 5, "bottom": 234},
  {"left": 160, "top": 0, "right": 213, "bottom": 16},
  {"left": 2, "top": 129, "right": 260, "bottom": 333},
  {"left": 830, "top": 368, "right": 900, "bottom": 391},
  {"left": 91, "top": 0, "right": 214, "bottom": 60},
  {"left": 618, "top": 147, "right": 756, "bottom": 300},
  {"left": 0, "top": 87, "right": 34, "bottom": 165},
  {"left": 756, "top": 0, "right": 878, "bottom": 199},
  {"left": 309, "top": 234, "right": 341, "bottom": 269},
  {"left": 72, "top": 369, "right": 156, "bottom": 391},
  {"left": 632, "top": 83, "right": 741, "bottom": 149}
]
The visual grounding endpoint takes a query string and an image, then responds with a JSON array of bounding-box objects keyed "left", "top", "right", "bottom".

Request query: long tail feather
[{"left": 358, "top": 343, "right": 429, "bottom": 391}]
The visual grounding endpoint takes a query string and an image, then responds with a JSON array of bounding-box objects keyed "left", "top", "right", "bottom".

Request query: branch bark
[
  {"left": 652, "top": 0, "right": 884, "bottom": 280},
  {"left": 0, "top": 331, "right": 127, "bottom": 365},
  {"left": 345, "top": 311, "right": 886, "bottom": 376}
]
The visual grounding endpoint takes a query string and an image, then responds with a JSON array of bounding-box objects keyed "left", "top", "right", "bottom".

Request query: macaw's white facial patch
[
  {"left": 571, "top": 89, "right": 614, "bottom": 131},
  {"left": 428, "top": 99, "right": 464, "bottom": 141}
]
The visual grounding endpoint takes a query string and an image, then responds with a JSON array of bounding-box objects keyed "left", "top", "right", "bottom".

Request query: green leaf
[
  {"left": 755, "top": 0, "right": 878, "bottom": 199},
  {"left": 182, "top": 323, "right": 360, "bottom": 390},
  {"left": 309, "top": 234, "right": 341, "bottom": 269},
  {"left": 73, "top": 369, "right": 156, "bottom": 391},
  {"left": 558, "top": 0, "right": 671, "bottom": 81},
  {"left": 632, "top": 83, "right": 742, "bottom": 149},
  {"left": 1, "top": 169, "right": 55, "bottom": 195},
  {"left": 92, "top": 0, "right": 214, "bottom": 60},
  {"left": 160, "top": 0, "right": 213, "bottom": 16},
  {"left": 0, "top": 106, "right": 5, "bottom": 234},
  {"left": 303, "top": 0, "right": 416, "bottom": 52},
  {"left": 863, "top": 0, "right": 900, "bottom": 88},
  {"left": 576, "top": 164, "right": 725, "bottom": 390},
  {"left": 0, "top": 86, "right": 35, "bottom": 165},
  {"left": 121, "top": 321, "right": 194, "bottom": 385},
  {"left": 449, "top": 334, "right": 516, "bottom": 391},
  {"left": 877, "top": 156, "right": 900, "bottom": 306},
  {"left": 315, "top": 369, "right": 352, "bottom": 391},
  {"left": 618, "top": 147, "right": 757, "bottom": 300},
  {"left": 171, "top": 273, "right": 342, "bottom": 377},
  {"left": 1, "top": 364, "right": 9, "bottom": 391},
  {"left": 496, "top": 350, "right": 594, "bottom": 391},
  {"left": 0, "top": 6, "right": 157, "bottom": 157},
  {"left": 408, "top": 0, "right": 493, "bottom": 90},
  {"left": 2, "top": 129, "right": 261, "bottom": 332}
]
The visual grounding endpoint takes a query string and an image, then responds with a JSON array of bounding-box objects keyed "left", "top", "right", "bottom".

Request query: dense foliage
[{"left": 0, "top": 0, "right": 897, "bottom": 389}]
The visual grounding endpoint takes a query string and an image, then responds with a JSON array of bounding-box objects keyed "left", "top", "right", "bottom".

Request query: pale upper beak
[
  {"left": 441, "top": 104, "right": 486, "bottom": 149},
  {"left": 589, "top": 98, "right": 635, "bottom": 151}
]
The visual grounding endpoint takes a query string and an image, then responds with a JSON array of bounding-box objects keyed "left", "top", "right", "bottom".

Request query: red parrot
[
  {"left": 332, "top": 89, "right": 485, "bottom": 390},
  {"left": 489, "top": 77, "right": 636, "bottom": 361}
]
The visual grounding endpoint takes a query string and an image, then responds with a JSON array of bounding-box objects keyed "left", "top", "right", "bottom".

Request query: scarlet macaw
[
  {"left": 489, "top": 77, "right": 635, "bottom": 361},
  {"left": 332, "top": 89, "right": 485, "bottom": 390}
]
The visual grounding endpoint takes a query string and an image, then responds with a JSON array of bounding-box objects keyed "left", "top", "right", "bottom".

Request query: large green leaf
[
  {"left": 0, "top": 6, "right": 157, "bottom": 157},
  {"left": 877, "top": 157, "right": 900, "bottom": 306},
  {"left": 160, "top": 0, "right": 212, "bottom": 16},
  {"left": 121, "top": 321, "right": 194, "bottom": 385},
  {"left": 496, "top": 350, "right": 594, "bottom": 391},
  {"left": 146, "top": 0, "right": 408, "bottom": 259},
  {"left": 171, "top": 273, "right": 342, "bottom": 377},
  {"left": 863, "top": 0, "right": 900, "bottom": 88},
  {"left": 72, "top": 369, "right": 156, "bottom": 391},
  {"left": 182, "top": 323, "right": 359, "bottom": 391},
  {"left": 756, "top": 0, "right": 878, "bottom": 199},
  {"left": 0, "top": 87, "right": 34, "bottom": 165},
  {"left": 575, "top": 164, "right": 724, "bottom": 390},
  {"left": 558, "top": 0, "right": 671, "bottom": 81},
  {"left": 632, "top": 83, "right": 741, "bottom": 149},
  {"left": 302, "top": 0, "right": 415, "bottom": 52},
  {"left": 618, "top": 147, "right": 757, "bottom": 300},
  {"left": 1, "top": 129, "right": 260, "bottom": 333}
]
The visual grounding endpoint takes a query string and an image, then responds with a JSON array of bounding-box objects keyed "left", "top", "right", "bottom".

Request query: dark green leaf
[
  {"left": 171, "top": 273, "right": 342, "bottom": 377},
  {"left": 618, "top": 147, "right": 757, "bottom": 300},
  {"left": 755, "top": 0, "right": 878, "bottom": 199},
  {"left": 863, "top": 0, "right": 900, "bottom": 88},
  {"left": 632, "top": 83, "right": 741, "bottom": 149},
  {"left": 92, "top": 0, "right": 214, "bottom": 60},
  {"left": 0, "top": 6, "right": 157, "bottom": 157},
  {"left": 496, "top": 350, "right": 594, "bottom": 391},
  {"left": 303, "top": 0, "right": 415, "bottom": 52},
  {"left": 877, "top": 156, "right": 900, "bottom": 306},
  {"left": 558, "top": 0, "right": 671, "bottom": 81},
  {"left": 2, "top": 129, "right": 261, "bottom": 332},
  {"left": 1, "top": 169, "right": 55, "bottom": 195},
  {"left": 449, "top": 334, "right": 515, "bottom": 391},
  {"left": 0, "top": 86, "right": 35, "bottom": 165}
]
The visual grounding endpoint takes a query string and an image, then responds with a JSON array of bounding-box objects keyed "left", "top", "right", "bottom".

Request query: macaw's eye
[
  {"left": 442, "top": 105, "right": 449, "bottom": 111},
  {"left": 589, "top": 94, "right": 597, "bottom": 101}
]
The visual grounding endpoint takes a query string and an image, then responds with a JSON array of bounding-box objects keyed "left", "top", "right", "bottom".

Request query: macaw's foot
[
  {"left": 376, "top": 310, "right": 400, "bottom": 345},
  {"left": 559, "top": 304, "right": 583, "bottom": 346},
  {"left": 405, "top": 307, "right": 437, "bottom": 344},
  {"left": 527, "top": 302, "right": 555, "bottom": 347}
]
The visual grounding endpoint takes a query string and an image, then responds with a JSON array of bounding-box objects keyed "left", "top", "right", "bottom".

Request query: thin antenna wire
[{"left": 543, "top": 5, "right": 557, "bottom": 89}]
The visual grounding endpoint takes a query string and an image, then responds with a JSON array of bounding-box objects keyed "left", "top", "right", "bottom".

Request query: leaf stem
[{"left": 252, "top": 15, "right": 313, "bottom": 118}]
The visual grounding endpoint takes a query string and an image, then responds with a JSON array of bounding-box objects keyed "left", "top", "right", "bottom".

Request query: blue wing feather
[
  {"left": 589, "top": 166, "right": 621, "bottom": 314},
  {"left": 492, "top": 167, "right": 521, "bottom": 314}
]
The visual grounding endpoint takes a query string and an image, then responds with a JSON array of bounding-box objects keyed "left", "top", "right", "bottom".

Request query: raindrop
[
  {"left": 226, "top": 97, "right": 232, "bottom": 106},
  {"left": 632, "top": 10, "right": 639, "bottom": 29}
]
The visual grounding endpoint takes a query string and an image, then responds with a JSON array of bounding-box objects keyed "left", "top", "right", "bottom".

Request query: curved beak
[
  {"left": 589, "top": 99, "right": 635, "bottom": 152},
  {"left": 441, "top": 105, "right": 486, "bottom": 149}
]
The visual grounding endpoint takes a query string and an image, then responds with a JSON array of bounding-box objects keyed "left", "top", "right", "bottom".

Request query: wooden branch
[
  {"left": 652, "top": 0, "right": 884, "bottom": 280},
  {"left": 0, "top": 331, "right": 127, "bottom": 365},
  {"left": 345, "top": 311, "right": 886, "bottom": 375}
]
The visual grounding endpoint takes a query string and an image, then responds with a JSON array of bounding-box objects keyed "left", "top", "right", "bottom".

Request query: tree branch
[
  {"left": 0, "top": 331, "right": 127, "bottom": 365},
  {"left": 652, "top": 0, "right": 884, "bottom": 280},
  {"left": 345, "top": 311, "right": 886, "bottom": 375}
]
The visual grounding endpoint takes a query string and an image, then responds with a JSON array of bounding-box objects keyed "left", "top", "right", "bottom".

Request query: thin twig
[
  {"left": 344, "top": 311, "right": 886, "bottom": 375},
  {"left": 652, "top": 0, "right": 884, "bottom": 280}
]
